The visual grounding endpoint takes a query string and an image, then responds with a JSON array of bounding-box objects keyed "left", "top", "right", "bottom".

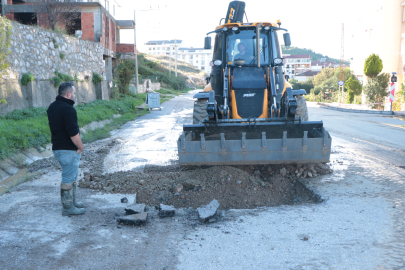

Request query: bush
[
  {"left": 92, "top": 72, "right": 104, "bottom": 85},
  {"left": 364, "top": 53, "right": 383, "bottom": 78},
  {"left": 52, "top": 70, "right": 73, "bottom": 88},
  {"left": 60, "top": 53, "right": 65, "bottom": 60},
  {"left": 21, "top": 72, "right": 35, "bottom": 86}
]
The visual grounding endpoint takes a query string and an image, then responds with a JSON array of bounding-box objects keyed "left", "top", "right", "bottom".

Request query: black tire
[
  {"left": 193, "top": 99, "right": 208, "bottom": 124},
  {"left": 295, "top": 95, "right": 309, "bottom": 121}
]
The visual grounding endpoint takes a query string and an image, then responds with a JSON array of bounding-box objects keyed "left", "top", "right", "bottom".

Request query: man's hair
[{"left": 58, "top": 82, "right": 74, "bottom": 96}]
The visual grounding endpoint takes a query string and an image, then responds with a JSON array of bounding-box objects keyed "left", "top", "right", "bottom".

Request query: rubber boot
[
  {"left": 61, "top": 183, "right": 85, "bottom": 216},
  {"left": 72, "top": 181, "right": 84, "bottom": 208}
]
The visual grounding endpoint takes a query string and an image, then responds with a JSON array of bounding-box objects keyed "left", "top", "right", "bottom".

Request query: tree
[
  {"left": 363, "top": 73, "right": 390, "bottom": 110},
  {"left": 116, "top": 60, "right": 135, "bottom": 95},
  {"left": 345, "top": 77, "right": 362, "bottom": 103},
  {"left": 364, "top": 53, "right": 383, "bottom": 78},
  {"left": 289, "top": 78, "right": 314, "bottom": 94},
  {"left": 36, "top": 0, "right": 80, "bottom": 31},
  {"left": 0, "top": 15, "right": 12, "bottom": 75}
]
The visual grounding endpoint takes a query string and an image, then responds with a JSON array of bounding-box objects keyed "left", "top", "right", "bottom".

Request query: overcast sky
[{"left": 115, "top": 0, "right": 375, "bottom": 59}]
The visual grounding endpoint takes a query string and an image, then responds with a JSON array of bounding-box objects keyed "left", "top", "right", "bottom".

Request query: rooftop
[
  {"left": 283, "top": 54, "right": 311, "bottom": 59},
  {"left": 296, "top": 70, "right": 321, "bottom": 77},
  {"left": 145, "top": 40, "right": 183, "bottom": 45}
]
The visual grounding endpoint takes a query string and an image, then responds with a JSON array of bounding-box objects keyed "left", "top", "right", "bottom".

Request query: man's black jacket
[{"left": 47, "top": 96, "right": 80, "bottom": 151}]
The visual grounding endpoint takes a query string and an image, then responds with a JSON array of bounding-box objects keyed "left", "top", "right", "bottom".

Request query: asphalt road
[{"left": 0, "top": 92, "right": 405, "bottom": 269}]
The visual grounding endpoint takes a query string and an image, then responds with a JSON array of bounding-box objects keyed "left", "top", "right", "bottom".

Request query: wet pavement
[{"left": 1, "top": 92, "right": 405, "bottom": 269}]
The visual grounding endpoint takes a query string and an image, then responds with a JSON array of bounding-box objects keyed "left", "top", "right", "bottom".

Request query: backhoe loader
[{"left": 178, "top": 1, "right": 331, "bottom": 165}]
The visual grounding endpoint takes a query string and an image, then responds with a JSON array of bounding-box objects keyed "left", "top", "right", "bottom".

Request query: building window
[
  {"left": 190, "top": 55, "right": 193, "bottom": 59},
  {"left": 196, "top": 55, "right": 199, "bottom": 58},
  {"left": 153, "top": 48, "right": 156, "bottom": 50},
  {"left": 196, "top": 60, "right": 199, "bottom": 63},
  {"left": 201, "top": 66, "right": 205, "bottom": 70},
  {"left": 292, "top": 70, "right": 294, "bottom": 74},
  {"left": 201, "top": 60, "right": 205, "bottom": 65}
]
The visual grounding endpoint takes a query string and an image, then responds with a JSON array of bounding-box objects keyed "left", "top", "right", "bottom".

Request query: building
[
  {"left": 144, "top": 40, "right": 183, "bottom": 55},
  {"left": 1, "top": 0, "right": 135, "bottom": 84},
  {"left": 282, "top": 54, "right": 311, "bottom": 79},
  {"left": 295, "top": 70, "right": 321, "bottom": 82},
  {"left": 177, "top": 47, "right": 212, "bottom": 74},
  {"left": 144, "top": 40, "right": 213, "bottom": 74},
  {"left": 311, "top": 58, "right": 339, "bottom": 71},
  {"left": 349, "top": 0, "right": 403, "bottom": 84}
]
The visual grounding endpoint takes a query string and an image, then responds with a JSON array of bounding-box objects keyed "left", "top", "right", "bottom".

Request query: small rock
[
  {"left": 138, "top": 180, "right": 146, "bottom": 185},
  {"left": 236, "top": 180, "right": 242, "bottom": 184},
  {"left": 121, "top": 197, "right": 128, "bottom": 203},
  {"left": 78, "top": 180, "right": 91, "bottom": 188},
  {"left": 117, "top": 212, "right": 148, "bottom": 226},
  {"left": 173, "top": 184, "right": 183, "bottom": 193},
  {"left": 303, "top": 171, "right": 308, "bottom": 178},
  {"left": 159, "top": 204, "right": 176, "bottom": 218},
  {"left": 302, "top": 237, "right": 309, "bottom": 241},
  {"left": 104, "top": 186, "right": 114, "bottom": 192},
  {"left": 197, "top": 199, "right": 220, "bottom": 223},
  {"left": 254, "top": 170, "right": 260, "bottom": 175},
  {"left": 308, "top": 172, "right": 313, "bottom": 178},
  {"left": 182, "top": 181, "right": 195, "bottom": 190},
  {"left": 117, "top": 225, "right": 122, "bottom": 229},
  {"left": 125, "top": 203, "right": 146, "bottom": 215},
  {"left": 93, "top": 177, "right": 100, "bottom": 182},
  {"left": 280, "top": 168, "right": 287, "bottom": 177}
]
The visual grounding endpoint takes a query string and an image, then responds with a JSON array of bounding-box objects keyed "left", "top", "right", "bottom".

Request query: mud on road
[{"left": 29, "top": 138, "right": 333, "bottom": 210}]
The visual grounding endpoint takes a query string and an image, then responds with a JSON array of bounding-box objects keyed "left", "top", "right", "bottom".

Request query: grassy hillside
[
  {"left": 145, "top": 55, "right": 206, "bottom": 78},
  {"left": 282, "top": 46, "right": 350, "bottom": 65}
]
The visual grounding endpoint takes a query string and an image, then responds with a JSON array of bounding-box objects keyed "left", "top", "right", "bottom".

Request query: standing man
[{"left": 47, "top": 82, "right": 85, "bottom": 216}]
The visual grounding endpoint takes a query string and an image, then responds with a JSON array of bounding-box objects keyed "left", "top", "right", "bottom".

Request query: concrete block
[
  {"left": 198, "top": 200, "right": 220, "bottom": 223},
  {"left": 159, "top": 204, "right": 175, "bottom": 218},
  {"left": 0, "top": 168, "right": 10, "bottom": 181},
  {"left": 117, "top": 212, "right": 147, "bottom": 226},
  {"left": 125, "top": 203, "right": 145, "bottom": 215},
  {"left": 0, "top": 159, "right": 19, "bottom": 175}
]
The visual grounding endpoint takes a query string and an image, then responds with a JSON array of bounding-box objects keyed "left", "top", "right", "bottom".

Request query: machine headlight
[
  {"left": 273, "top": 58, "right": 283, "bottom": 65},
  {"left": 232, "top": 26, "right": 239, "bottom": 31},
  {"left": 223, "top": 27, "right": 228, "bottom": 31},
  {"left": 264, "top": 26, "right": 271, "bottom": 30},
  {"left": 214, "top": 60, "right": 222, "bottom": 66}
]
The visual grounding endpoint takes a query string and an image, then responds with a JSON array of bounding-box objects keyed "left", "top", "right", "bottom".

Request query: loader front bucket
[{"left": 177, "top": 121, "right": 331, "bottom": 165}]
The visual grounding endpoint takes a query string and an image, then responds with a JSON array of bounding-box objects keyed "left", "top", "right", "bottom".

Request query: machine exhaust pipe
[{"left": 256, "top": 23, "right": 263, "bottom": 67}]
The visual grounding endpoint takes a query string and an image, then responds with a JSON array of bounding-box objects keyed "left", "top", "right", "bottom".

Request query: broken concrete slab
[
  {"left": 117, "top": 212, "right": 147, "bottom": 226},
  {"left": 125, "top": 203, "right": 146, "bottom": 215},
  {"left": 159, "top": 204, "right": 175, "bottom": 218},
  {"left": 121, "top": 197, "right": 128, "bottom": 203},
  {"left": 197, "top": 199, "right": 220, "bottom": 223}
]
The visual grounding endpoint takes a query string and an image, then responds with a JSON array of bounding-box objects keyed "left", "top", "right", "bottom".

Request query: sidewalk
[{"left": 317, "top": 102, "right": 405, "bottom": 116}]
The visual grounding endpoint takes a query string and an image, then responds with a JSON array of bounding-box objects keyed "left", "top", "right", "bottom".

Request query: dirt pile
[
  {"left": 29, "top": 138, "right": 332, "bottom": 210},
  {"left": 79, "top": 162, "right": 331, "bottom": 209}
]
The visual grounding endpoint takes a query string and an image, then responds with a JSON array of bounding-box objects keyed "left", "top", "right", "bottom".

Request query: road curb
[{"left": 318, "top": 103, "right": 398, "bottom": 115}]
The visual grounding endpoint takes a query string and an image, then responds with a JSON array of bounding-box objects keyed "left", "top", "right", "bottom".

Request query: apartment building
[
  {"left": 144, "top": 40, "right": 213, "bottom": 74},
  {"left": 350, "top": 0, "right": 403, "bottom": 83},
  {"left": 282, "top": 54, "right": 311, "bottom": 79}
]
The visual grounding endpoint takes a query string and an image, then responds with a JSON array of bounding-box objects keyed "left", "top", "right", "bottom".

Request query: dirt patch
[{"left": 29, "top": 138, "right": 332, "bottom": 210}]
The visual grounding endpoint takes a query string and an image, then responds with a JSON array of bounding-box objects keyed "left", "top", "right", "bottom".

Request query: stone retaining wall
[
  {"left": 3, "top": 21, "right": 105, "bottom": 81},
  {"left": 0, "top": 79, "right": 108, "bottom": 115}
]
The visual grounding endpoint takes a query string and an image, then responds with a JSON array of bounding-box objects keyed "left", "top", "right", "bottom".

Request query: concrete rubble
[
  {"left": 159, "top": 204, "right": 176, "bottom": 218},
  {"left": 125, "top": 203, "right": 146, "bottom": 215},
  {"left": 117, "top": 212, "right": 148, "bottom": 226},
  {"left": 198, "top": 199, "right": 220, "bottom": 223}
]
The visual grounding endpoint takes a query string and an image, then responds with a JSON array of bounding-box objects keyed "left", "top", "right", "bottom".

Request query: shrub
[
  {"left": 54, "top": 44, "right": 59, "bottom": 49},
  {"left": 364, "top": 53, "right": 383, "bottom": 78},
  {"left": 60, "top": 53, "right": 65, "bottom": 60},
  {"left": 92, "top": 72, "right": 104, "bottom": 85},
  {"left": 21, "top": 72, "right": 35, "bottom": 86},
  {"left": 52, "top": 70, "right": 73, "bottom": 88}
]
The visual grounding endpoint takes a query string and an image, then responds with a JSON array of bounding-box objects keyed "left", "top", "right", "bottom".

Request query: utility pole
[
  {"left": 169, "top": 49, "right": 171, "bottom": 76},
  {"left": 134, "top": 11, "right": 139, "bottom": 93},
  {"left": 339, "top": 23, "right": 345, "bottom": 105},
  {"left": 175, "top": 39, "right": 178, "bottom": 77}
]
